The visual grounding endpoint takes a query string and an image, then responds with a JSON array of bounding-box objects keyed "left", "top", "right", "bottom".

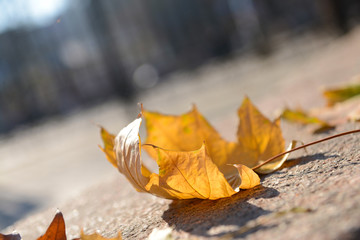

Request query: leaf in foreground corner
[
  {"left": 323, "top": 76, "right": 360, "bottom": 106},
  {"left": 37, "top": 211, "right": 66, "bottom": 240}
]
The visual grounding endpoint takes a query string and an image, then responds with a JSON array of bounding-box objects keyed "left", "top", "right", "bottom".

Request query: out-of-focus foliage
[{"left": 1, "top": 0, "right": 360, "bottom": 133}]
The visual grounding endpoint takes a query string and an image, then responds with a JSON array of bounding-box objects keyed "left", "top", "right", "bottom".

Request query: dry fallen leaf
[
  {"left": 234, "top": 97, "right": 293, "bottom": 174},
  {"left": 281, "top": 107, "right": 335, "bottom": 133},
  {"left": 323, "top": 76, "right": 360, "bottom": 106},
  {"left": 113, "top": 118, "right": 237, "bottom": 199},
  {"left": 143, "top": 97, "right": 293, "bottom": 175},
  {"left": 100, "top": 97, "right": 296, "bottom": 200},
  {"left": 37, "top": 211, "right": 66, "bottom": 240}
]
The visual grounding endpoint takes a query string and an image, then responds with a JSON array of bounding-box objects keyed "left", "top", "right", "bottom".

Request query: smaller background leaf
[
  {"left": 323, "top": 76, "right": 360, "bottom": 106},
  {"left": 281, "top": 108, "right": 334, "bottom": 134}
]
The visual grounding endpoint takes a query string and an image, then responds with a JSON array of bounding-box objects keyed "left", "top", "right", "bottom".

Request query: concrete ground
[{"left": 1, "top": 27, "right": 360, "bottom": 239}]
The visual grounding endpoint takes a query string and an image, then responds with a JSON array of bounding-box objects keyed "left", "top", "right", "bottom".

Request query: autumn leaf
[
  {"left": 100, "top": 97, "right": 298, "bottom": 200},
  {"left": 234, "top": 97, "right": 291, "bottom": 174},
  {"left": 143, "top": 105, "right": 236, "bottom": 168},
  {"left": 233, "top": 164, "right": 260, "bottom": 189},
  {"left": 37, "top": 211, "right": 66, "bottom": 240},
  {"left": 323, "top": 76, "right": 360, "bottom": 106},
  {"left": 1, "top": 211, "right": 123, "bottom": 240},
  {"left": 0, "top": 212, "right": 65, "bottom": 240},
  {"left": 281, "top": 107, "right": 334, "bottom": 133},
  {"left": 112, "top": 117, "right": 237, "bottom": 199},
  {"left": 144, "top": 97, "right": 293, "bottom": 175}
]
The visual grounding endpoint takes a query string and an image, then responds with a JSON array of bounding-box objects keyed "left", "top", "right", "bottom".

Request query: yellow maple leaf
[
  {"left": 100, "top": 97, "right": 295, "bottom": 200},
  {"left": 144, "top": 97, "right": 292, "bottom": 174}
]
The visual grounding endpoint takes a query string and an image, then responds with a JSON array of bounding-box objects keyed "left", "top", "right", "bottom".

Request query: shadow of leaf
[{"left": 162, "top": 185, "right": 278, "bottom": 237}]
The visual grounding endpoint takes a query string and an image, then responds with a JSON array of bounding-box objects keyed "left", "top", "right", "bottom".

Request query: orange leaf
[{"left": 37, "top": 211, "right": 66, "bottom": 240}]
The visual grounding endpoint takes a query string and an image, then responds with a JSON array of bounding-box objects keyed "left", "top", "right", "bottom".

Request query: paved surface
[{"left": 1, "top": 27, "right": 360, "bottom": 239}]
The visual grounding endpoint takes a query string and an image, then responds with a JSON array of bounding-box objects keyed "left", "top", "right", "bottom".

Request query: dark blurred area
[{"left": 0, "top": 0, "right": 360, "bottom": 133}]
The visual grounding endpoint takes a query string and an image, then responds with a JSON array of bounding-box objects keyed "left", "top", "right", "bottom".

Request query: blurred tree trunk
[{"left": 87, "top": 0, "right": 135, "bottom": 101}]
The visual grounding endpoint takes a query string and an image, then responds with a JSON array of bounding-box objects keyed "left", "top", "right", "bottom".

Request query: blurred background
[{"left": 1, "top": 0, "right": 360, "bottom": 230}]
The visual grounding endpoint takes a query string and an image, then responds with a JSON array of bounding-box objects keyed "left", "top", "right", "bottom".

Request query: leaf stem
[{"left": 252, "top": 129, "right": 360, "bottom": 170}]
